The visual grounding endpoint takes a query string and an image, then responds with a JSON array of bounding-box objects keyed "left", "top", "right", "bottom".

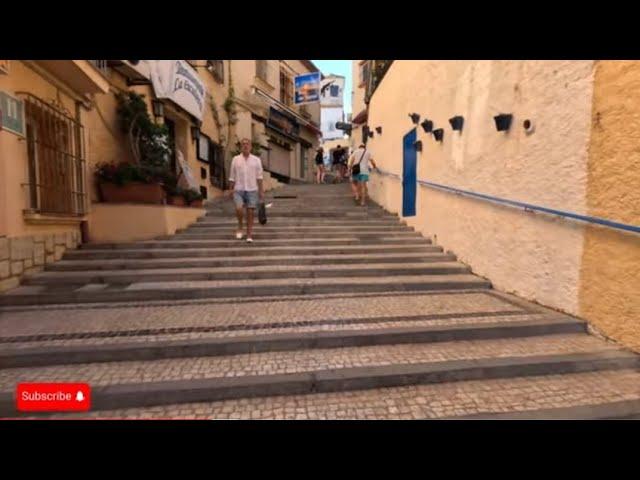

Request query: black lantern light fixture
[
  {"left": 433, "top": 128, "right": 444, "bottom": 142},
  {"left": 414, "top": 140, "right": 423, "bottom": 152},
  {"left": 494, "top": 114, "right": 513, "bottom": 132},
  {"left": 375, "top": 126, "right": 382, "bottom": 134},
  {"left": 409, "top": 113, "right": 420, "bottom": 124},
  {"left": 191, "top": 125, "right": 201, "bottom": 143},
  {"left": 449, "top": 115, "right": 464, "bottom": 132},
  {"left": 151, "top": 99, "right": 164, "bottom": 118},
  {"left": 420, "top": 119, "right": 433, "bottom": 133},
  {"left": 368, "top": 129, "right": 374, "bottom": 138}
]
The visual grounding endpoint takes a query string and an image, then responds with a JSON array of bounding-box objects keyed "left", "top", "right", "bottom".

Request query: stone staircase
[{"left": 0, "top": 183, "right": 639, "bottom": 419}]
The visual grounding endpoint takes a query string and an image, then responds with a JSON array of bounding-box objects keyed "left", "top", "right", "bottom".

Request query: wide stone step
[
  {"left": 34, "top": 370, "right": 640, "bottom": 419},
  {"left": 450, "top": 398, "right": 640, "bottom": 420},
  {"left": 0, "top": 291, "right": 531, "bottom": 337},
  {"left": 205, "top": 210, "right": 394, "bottom": 218},
  {"left": 0, "top": 315, "right": 585, "bottom": 368},
  {"left": 196, "top": 218, "right": 403, "bottom": 226},
  {"left": 79, "top": 237, "right": 432, "bottom": 250},
  {"left": 168, "top": 231, "right": 422, "bottom": 240},
  {"left": 0, "top": 274, "right": 490, "bottom": 306},
  {"left": 62, "top": 244, "right": 443, "bottom": 260},
  {"left": 24, "top": 262, "right": 471, "bottom": 285},
  {"left": 0, "top": 334, "right": 635, "bottom": 416},
  {"left": 46, "top": 252, "right": 457, "bottom": 271},
  {"left": 184, "top": 225, "right": 414, "bottom": 232}
]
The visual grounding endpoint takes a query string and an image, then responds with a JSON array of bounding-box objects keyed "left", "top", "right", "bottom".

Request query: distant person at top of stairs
[
  {"left": 315, "top": 147, "right": 326, "bottom": 184},
  {"left": 332, "top": 145, "right": 347, "bottom": 183},
  {"left": 225, "top": 138, "right": 265, "bottom": 244}
]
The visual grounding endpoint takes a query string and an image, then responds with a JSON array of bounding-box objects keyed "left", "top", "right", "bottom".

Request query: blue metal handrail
[{"left": 373, "top": 168, "right": 640, "bottom": 235}]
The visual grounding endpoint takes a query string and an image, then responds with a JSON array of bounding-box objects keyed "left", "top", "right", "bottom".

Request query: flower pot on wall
[
  {"left": 168, "top": 195, "right": 186, "bottom": 207},
  {"left": 99, "top": 182, "right": 166, "bottom": 205}
]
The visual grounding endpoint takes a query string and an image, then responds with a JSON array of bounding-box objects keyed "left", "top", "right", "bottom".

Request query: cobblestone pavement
[
  {"left": 0, "top": 334, "right": 618, "bottom": 389},
  {"left": 46, "top": 369, "right": 640, "bottom": 419},
  {"left": 0, "top": 291, "right": 516, "bottom": 338},
  {"left": 1, "top": 184, "right": 638, "bottom": 419},
  {"left": 3, "top": 313, "right": 544, "bottom": 350}
]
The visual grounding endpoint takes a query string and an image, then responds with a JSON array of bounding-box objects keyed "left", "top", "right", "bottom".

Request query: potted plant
[
  {"left": 96, "top": 162, "right": 166, "bottom": 204},
  {"left": 184, "top": 188, "right": 204, "bottom": 207},
  {"left": 162, "top": 172, "right": 187, "bottom": 206},
  {"left": 95, "top": 92, "right": 171, "bottom": 204}
]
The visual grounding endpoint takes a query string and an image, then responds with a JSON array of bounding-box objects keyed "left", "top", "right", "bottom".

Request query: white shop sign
[{"left": 123, "top": 60, "right": 207, "bottom": 120}]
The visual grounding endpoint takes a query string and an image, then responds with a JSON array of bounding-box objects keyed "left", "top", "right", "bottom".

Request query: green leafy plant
[
  {"left": 159, "top": 171, "right": 184, "bottom": 196},
  {"left": 183, "top": 188, "right": 204, "bottom": 204},
  {"left": 95, "top": 162, "right": 165, "bottom": 186},
  {"left": 115, "top": 91, "right": 171, "bottom": 169}
]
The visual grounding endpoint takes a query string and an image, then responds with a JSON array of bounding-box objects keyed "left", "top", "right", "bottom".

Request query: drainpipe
[{"left": 75, "top": 99, "right": 89, "bottom": 243}]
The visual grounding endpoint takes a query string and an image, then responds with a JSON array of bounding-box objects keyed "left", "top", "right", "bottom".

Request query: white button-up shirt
[{"left": 229, "top": 154, "right": 264, "bottom": 192}]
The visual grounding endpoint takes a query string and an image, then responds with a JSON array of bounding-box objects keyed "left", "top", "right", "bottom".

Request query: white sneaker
[
  {"left": 235, "top": 231, "right": 244, "bottom": 240},
  {"left": 246, "top": 237, "right": 253, "bottom": 243}
]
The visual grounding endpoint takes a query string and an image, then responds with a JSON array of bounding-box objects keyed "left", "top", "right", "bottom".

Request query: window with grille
[
  {"left": 19, "top": 92, "right": 87, "bottom": 216},
  {"left": 207, "top": 60, "right": 224, "bottom": 83},
  {"left": 280, "top": 69, "right": 293, "bottom": 106},
  {"left": 209, "top": 143, "right": 226, "bottom": 190},
  {"left": 359, "top": 61, "right": 370, "bottom": 88},
  {"left": 256, "top": 60, "right": 269, "bottom": 82}
]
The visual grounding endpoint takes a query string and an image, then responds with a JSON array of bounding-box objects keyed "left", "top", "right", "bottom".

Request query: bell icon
[{"left": 76, "top": 391, "right": 85, "bottom": 402}]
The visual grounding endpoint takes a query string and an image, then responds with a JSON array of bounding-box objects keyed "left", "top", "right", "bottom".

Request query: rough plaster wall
[{"left": 367, "top": 60, "right": 595, "bottom": 314}]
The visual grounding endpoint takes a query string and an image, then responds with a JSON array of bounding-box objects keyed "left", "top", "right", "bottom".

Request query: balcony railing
[
  {"left": 365, "top": 60, "right": 393, "bottom": 104},
  {"left": 89, "top": 60, "right": 109, "bottom": 77}
]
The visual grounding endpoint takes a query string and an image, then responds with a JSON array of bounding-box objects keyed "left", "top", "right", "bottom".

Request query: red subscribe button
[{"left": 16, "top": 383, "right": 91, "bottom": 412}]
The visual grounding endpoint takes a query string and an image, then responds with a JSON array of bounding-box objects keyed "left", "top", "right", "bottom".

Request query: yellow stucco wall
[
  {"left": 579, "top": 61, "right": 640, "bottom": 351},
  {"left": 0, "top": 61, "right": 82, "bottom": 238},
  {"left": 83, "top": 73, "right": 134, "bottom": 203},
  {"left": 88, "top": 203, "right": 205, "bottom": 243},
  {"left": 367, "top": 60, "right": 596, "bottom": 315}
]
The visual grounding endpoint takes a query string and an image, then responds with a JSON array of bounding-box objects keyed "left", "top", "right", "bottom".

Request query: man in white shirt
[{"left": 225, "top": 138, "right": 264, "bottom": 243}]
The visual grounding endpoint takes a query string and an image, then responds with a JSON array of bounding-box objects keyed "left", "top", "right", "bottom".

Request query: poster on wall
[
  {"left": 294, "top": 72, "right": 321, "bottom": 105},
  {"left": 321, "top": 107, "right": 344, "bottom": 140},
  {"left": 124, "top": 61, "right": 207, "bottom": 120},
  {"left": 320, "top": 76, "right": 344, "bottom": 107}
]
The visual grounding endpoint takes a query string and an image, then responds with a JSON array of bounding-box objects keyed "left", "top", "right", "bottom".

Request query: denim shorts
[
  {"left": 352, "top": 173, "right": 369, "bottom": 182},
  {"left": 233, "top": 190, "right": 259, "bottom": 209}
]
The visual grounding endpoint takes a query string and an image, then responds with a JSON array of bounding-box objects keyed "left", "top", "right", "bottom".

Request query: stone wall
[{"left": 0, "top": 230, "right": 80, "bottom": 292}]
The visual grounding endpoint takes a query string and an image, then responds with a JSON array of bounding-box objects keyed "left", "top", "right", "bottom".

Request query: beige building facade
[{"left": 0, "top": 59, "right": 319, "bottom": 292}]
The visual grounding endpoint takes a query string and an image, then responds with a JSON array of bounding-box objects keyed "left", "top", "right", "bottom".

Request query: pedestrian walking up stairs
[{"left": 1, "top": 184, "right": 639, "bottom": 419}]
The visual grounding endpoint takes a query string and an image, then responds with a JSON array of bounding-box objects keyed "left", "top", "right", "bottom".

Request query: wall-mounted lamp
[
  {"left": 449, "top": 116, "right": 464, "bottom": 132},
  {"left": 151, "top": 99, "right": 164, "bottom": 118},
  {"left": 369, "top": 130, "right": 374, "bottom": 138},
  {"left": 420, "top": 119, "right": 433, "bottom": 133},
  {"left": 433, "top": 128, "right": 444, "bottom": 142},
  {"left": 375, "top": 126, "right": 382, "bottom": 134},
  {"left": 191, "top": 125, "right": 201, "bottom": 143},
  {"left": 414, "top": 140, "right": 423, "bottom": 152},
  {"left": 494, "top": 114, "right": 513, "bottom": 132},
  {"left": 409, "top": 113, "right": 420, "bottom": 124}
]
